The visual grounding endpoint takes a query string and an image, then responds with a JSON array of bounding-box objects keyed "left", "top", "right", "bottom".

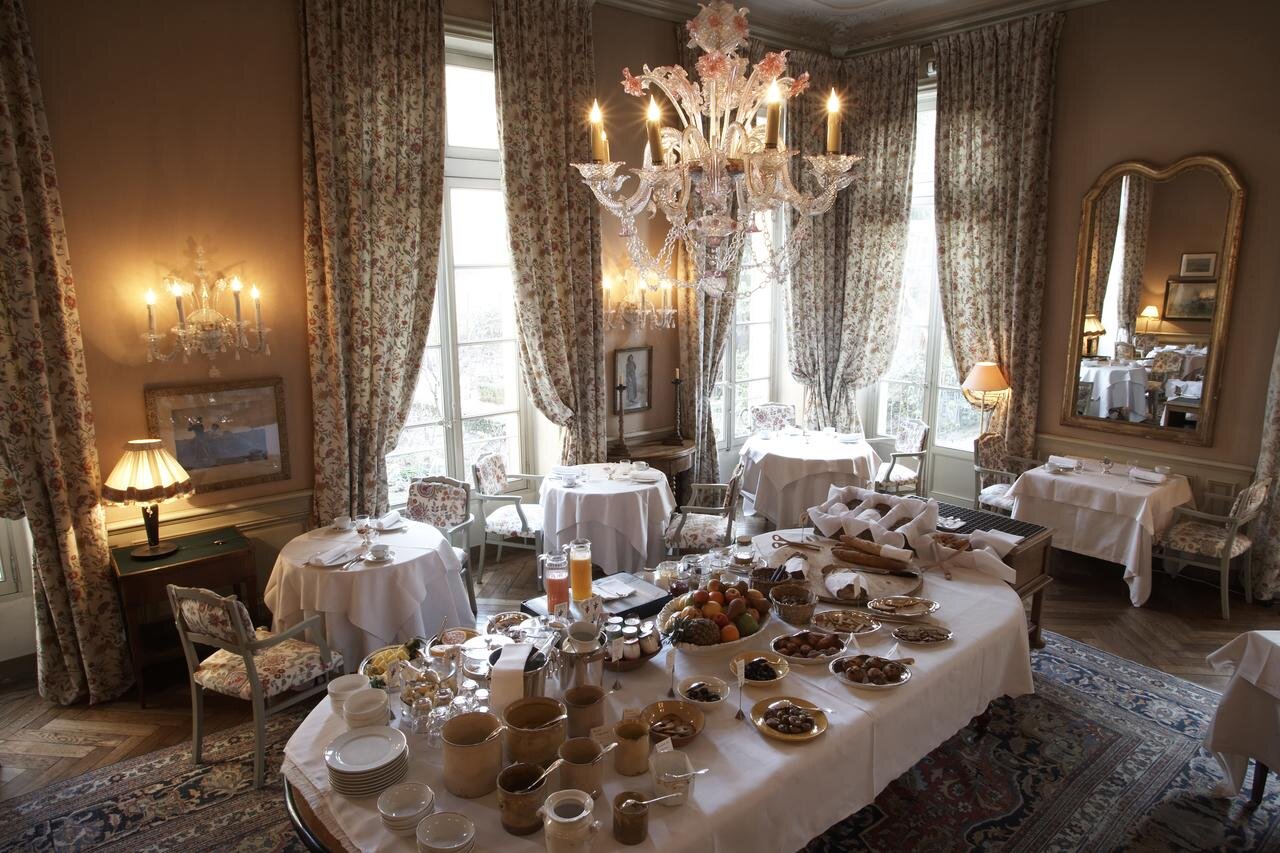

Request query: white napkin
[
  {"left": 376, "top": 509, "right": 402, "bottom": 530},
  {"left": 1046, "top": 455, "right": 1077, "bottom": 469},
  {"left": 551, "top": 466, "right": 581, "bottom": 478},
  {"left": 1129, "top": 468, "right": 1167, "bottom": 484},
  {"left": 490, "top": 642, "right": 531, "bottom": 717},
  {"left": 308, "top": 543, "right": 361, "bottom": 566},
  {"left": 806, "top": 486, "right": 922, "bottom": 549}
]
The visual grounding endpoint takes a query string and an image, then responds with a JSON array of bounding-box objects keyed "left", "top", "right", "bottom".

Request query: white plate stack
[
  {"left": 324, "top": 726, "right": 409, "bottom": 798},
  {"left": 342, "top": 687, "right": 391, "bottom": 728},
  {"left": 378, "top": 782, "right": 435, "bottom": 836},
  {"left": 327, "top": 673, "right": 369, "bottom": 715}
]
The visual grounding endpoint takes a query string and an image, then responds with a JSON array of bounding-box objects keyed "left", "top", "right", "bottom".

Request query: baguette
[
  {"left": 838, "top": 536, "right": 886, "bottom": 557},
  {"left": 831, "top": 547, "right": 911, "bottom": 571}
]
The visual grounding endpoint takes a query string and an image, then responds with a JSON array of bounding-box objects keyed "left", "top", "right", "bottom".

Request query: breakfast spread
[{"left": 762, "top": 702, "right": 816, "bottom": 734}]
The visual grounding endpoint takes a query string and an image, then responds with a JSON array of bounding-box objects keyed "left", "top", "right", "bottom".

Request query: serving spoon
[{"left": 621, "top": 793, "right": 683, "bottom": 809}]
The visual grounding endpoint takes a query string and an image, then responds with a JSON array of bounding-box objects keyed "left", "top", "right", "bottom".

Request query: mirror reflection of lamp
[
  {"left": 962, "top": 361, "right": 1010, "bottom": 435},
  {"left": 101, "top": 439, "right": 194, "bottom": 559},
  {"left": 1082, "top": 314, "right": 1106, "bottom": 357},
  {"left": 1139, "top": 305, "right": 1160, "bottom": 334}
]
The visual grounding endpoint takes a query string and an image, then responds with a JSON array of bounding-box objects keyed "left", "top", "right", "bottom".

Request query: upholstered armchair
[
  {"left": 1113, "top": 341, "right": 1138, "bottom": 360},
  {"left": 875, "top": 418, "right": 930, "bottom": 496},
  {"left": 1155, "top": 478, "right": 1272, "bottom": 619},
  {"left": 1145, "top": 350, "right": 1184, "bottom": 421},
  {"left": 406, "top": 475, "right": 477, "bottom": 615},
  {"left": 972, "top": 433, "right": 1041, "bottom": 515},
  {"left": 166, "top": 584, "right": 342, "bottom": 787},
  {"left": 748, "top": 402, "right": 797, "bottom": 432},
  {"left": 663, "top": 462, "right": 745, "bottom": 554},
  {"left": 471, "top": 452, "right": 544, "bottom": 580}
]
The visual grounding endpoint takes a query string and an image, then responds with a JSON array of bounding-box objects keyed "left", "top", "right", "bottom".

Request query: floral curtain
[
  {"left": 1085, "top": 178, "right": 1123, "bottom": 319},
  {"left": 492, "top": 0, "right": 605, "bottom": 466},
  {"left": 675, "top": 244, "right": 737, "bottom": 482},
  {"left": 300, "top": 0, "right": 445, "bottom": 522},
  {"left": 1251, "top": 334, "right": 1280, "bottom": 601},
  {"left": 786, "top": 46, "right": 919, "bottom": 432},
  {"left": 0, "top": 0, "right": 131, "bottom": 704},
  {"left": 1117, "top": 174, "right": 1151, "bottom": 338},
  {"left": 934, "top": 13, "right": 1063, "bottom": 458}
]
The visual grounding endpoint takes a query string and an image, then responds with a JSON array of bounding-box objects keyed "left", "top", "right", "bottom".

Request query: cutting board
[{"left": 758, "top": 538, "right": 922, "bottom": 604}]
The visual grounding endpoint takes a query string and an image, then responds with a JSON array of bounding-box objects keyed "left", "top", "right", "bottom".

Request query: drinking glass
[
  {"left": 354, "top": 515, "right": 373, "bottom": 549},
  {"left": 1101, "top": 456, "right": 1113, "bottom": 475}
]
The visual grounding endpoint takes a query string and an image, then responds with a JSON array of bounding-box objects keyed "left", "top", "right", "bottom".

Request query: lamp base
[{"left": 130, "top": 542, "right": 179, "bottom": 560}]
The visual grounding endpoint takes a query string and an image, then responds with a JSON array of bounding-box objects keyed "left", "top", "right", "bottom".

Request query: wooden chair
[
  {"left": 472, "top": 452, "right": 543, "bottom": 580},
  {"left": 166, "top": 584, "right": 342, "bottom": 787},
  {"left": 1145, "top": 350, "right": 1183, "bottom": 423},
  {"left": 663, "top": 462, "right": 745, "bottom": 554},
  {"left": 875, "top": 418, "right": 929, "bottom": 496},
  {"left": 1155, "top": 478, "right": 1273, "bottom": 619},
  {"left": 748, "top": 402, "right": 797, "bottom": 432},
  {"left": 405, "top": 475, "right": 477, "bottom": 615},
  {"left": 972, "top": 433, "right": 1041, "bottom": 515}
]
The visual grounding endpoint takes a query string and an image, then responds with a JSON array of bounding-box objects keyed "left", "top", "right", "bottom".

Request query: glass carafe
[
  {"left": 539, "top": 552, "right": 570, "bottom": 612},
  {"left": 568, "top": 539, "right": 593, "bottom": 602}
]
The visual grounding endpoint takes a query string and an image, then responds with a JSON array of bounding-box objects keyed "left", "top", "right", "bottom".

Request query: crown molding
[{"left": 594, "top": 0, "right": 830, "bottom": 53}]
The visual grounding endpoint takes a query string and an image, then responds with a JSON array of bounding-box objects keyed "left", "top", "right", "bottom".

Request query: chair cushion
[
  {"left": 876, "top": 462, "right": 919, "bottom": 485},
  {"left": 179, "top": 596, "right": 253, "bottom": 645},
  {"left": 1162, "top": 520, "right": 1252, "bottom": 559},
  {"left": 978, "top": 483, "right": 1014, "bottom": 511},
  {"left": 193, "top": 628, "right": 343, "bottom": 700},
  {"left": 485, "top": 503, "right": 543, "bottom": 537},
  {"left": 663, "top": 513, "right": 729, "bottom": 550},
  {"left": 406, "top": 480, "right": 468, "bottom": 528}
]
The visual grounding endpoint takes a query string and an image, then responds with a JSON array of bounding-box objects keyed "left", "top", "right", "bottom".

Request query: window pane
[
  {"left": 878, "top": 382, "right": 925, "bottom": 440},
  {"left": 938, "top": 338, "right": 961, "bottom": 388},
  {"left": 445, "top": 64, "right": 499, "bottom": 150},
  {"left": 427, "top": 293, "right": 440, "bottom": 346},
  {"left": 454, "top": 267, "right": 515, "bottom": 343},
  {"left": 463, "top": 414, "right": 521, "bottom": 481},
  {"left": 709, "top": 382, "right": 726, "bottom": 443},
  {"left": 386, "top": 424, "right": 448, "bottom": 499},
  {"left": 885, "top": 325, "right": 928, "bottom": 383},
  {"left": 934, "top": 386, "right": 982, "bottom": 450},
  {"left": 734, "top": 379, "right": 772, "bottom": 436},
  {"left": 458, "top": 341, "right": 519, "bottom": 417},
  {"left": 405, "top": 347, "right": 444, "bottom": 425},
  {"left": 449, "top": 188, "right": 509, "bottom": 266},
  {"left": 735, "top": 280, "right": 772, "bottom": 324},
  {"left": 734, "top": 323, "right": 772, "bottom": 382}
]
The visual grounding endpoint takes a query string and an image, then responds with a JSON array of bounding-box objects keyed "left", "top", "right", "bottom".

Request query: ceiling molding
[{"left": 595, "top": 0, "right": 831, "bottom": 53}]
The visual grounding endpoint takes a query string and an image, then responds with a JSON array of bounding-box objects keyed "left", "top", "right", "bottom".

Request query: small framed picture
[
  {"left": 613, "top": 346, "right": 652, "bottom": 414},
  {"left": 145, "top": 377, "right": 290, "bottom": 492},
  {"left": 1178, "top": 252, "right": 1217, "bottom": 279},
  {"left": 1163, "top": 278, "right": 1218, "bottom": 321}
]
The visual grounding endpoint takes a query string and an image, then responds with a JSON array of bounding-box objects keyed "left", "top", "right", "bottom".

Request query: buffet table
[
  {"left": 282, "top": 557, "right": 1032, "bottom": 851},
  {"left": 739, "top": 433, "right": 881, "bottom": 528},
  {"left": 539, "top": 463, "right": 677, "bottom": 574},
  {"left": 264, "top": 520, "right": 473, "bottom": 669},
  {"left": 1007, "top": 462, "right": 1193, "bottom": 606}
]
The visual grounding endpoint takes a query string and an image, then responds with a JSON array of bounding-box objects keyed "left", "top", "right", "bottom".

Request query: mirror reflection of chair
[
  {"left": 1075, "top": 381, "right": 1094, "bottom": 416},
  {"left": 875, "top": 418, "right": 929, "bottom": 496},
  {"left": 1154, "top": 477, "right": 1272, "bottom": 619},
  {"left": 972, "top": 433, "right": 1041, "bottom": 515},
  {"left": 663, "top": 462, "right": 745, "bottom": 554},
  {"left": 1145, "top": 350, "right": 1184, "bottom": 424},
  {"left": 471, "top": 452, "right": 544, "bottom": 581},
  {"left": 748, "top": 402, "right": 797, "bottom": 432},
  {"left": 405, "top": 475, "right": 477, "bottom": 615},
  {"left": 1113, "top": 341, "right": 1137, "bottom": 360}
]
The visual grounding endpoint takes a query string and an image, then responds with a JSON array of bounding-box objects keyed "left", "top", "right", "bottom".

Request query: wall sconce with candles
[
  {"left": 142, "top": 245, "right": 269, "bottom": 377},
  {"left": 603, "top": 268, "right": 676, "bottom": 332}
]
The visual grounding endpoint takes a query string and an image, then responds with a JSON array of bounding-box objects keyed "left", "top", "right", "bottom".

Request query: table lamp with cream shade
[
  {"left": 1140, "top": 305, "right": 1160, "bottom": 334},
  {"left": 962, "top": 362, "right": 1010, "bottom": 435},
  {"left": 1081, "top": 314, "right": 1106, "bottom": 357},
  {"left": 101, "top": 439, "right": 194, "bottom": 559}
]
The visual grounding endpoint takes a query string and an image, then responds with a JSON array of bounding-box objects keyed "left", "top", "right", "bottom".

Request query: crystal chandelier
[
  {"left": 603, "top": 269, "right": 677, "bottom": 331},
  {"left": 573, "top": 1, "right": 861, "bottom": 299},
  {"left": 142, "top": 245, "right": 270, "bottom": 377}
]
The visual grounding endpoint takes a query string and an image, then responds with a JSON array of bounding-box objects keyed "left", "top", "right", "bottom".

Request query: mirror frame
[{"left": 1060, "top": 154, "right": 1245, "bottom": 446}]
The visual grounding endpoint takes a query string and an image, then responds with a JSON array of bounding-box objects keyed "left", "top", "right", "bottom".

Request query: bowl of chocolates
[
  {"left": 829, "top": 653, "right": 912, "bottom": 689},
  {"left": 729, "top": 651, "right": 790, "bottom": 687},
  {"left": 640, "top": 700, "right": 705, "bottom": 747},
  {"left": 677, "top": 676, "right": 731, "bottom": 710}
]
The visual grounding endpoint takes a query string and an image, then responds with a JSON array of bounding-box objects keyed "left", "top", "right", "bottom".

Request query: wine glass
[
  {"left": 354, "top": 514, "right": 373, "bottom": 549},
  {"left": 1101, "top": 456, "right": 1113, "bottom": 475}
]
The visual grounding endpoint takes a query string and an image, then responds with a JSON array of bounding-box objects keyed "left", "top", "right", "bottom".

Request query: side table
[
  {"left": 111, "top": 525, "right": 256, "bottom": 706},
  {"left": 608, "top": 439, "right": 696, "bottom": 504}
]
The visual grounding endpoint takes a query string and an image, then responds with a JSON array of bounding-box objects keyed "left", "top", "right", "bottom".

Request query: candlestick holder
[
  {"left": 664, "top": 377, "right": 685, "bottom": 445},
  {"left": 609, "top": 383, "right": 631, "bottom": 457}
]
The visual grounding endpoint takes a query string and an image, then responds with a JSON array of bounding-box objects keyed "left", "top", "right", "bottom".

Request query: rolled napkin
[
  {"left": 489, "top": 641, "right": 531, "bottom": 717},
  {"left": 1046, "top": 455, "right": 1078, "bottom": 470},
  {"left": 376, "top": 509, "right": 402, "bottom": 530},
  {"left": 1129, "top": 467, "right": 1167, "bottom": 484},
  {"left": 307, "top": 543, "right": 361, "bottom": 566}
]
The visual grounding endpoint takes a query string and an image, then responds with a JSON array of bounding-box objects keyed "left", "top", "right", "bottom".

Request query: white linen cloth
[
  {"left": 1165, "top": 378, "right": 1203, "bottom": 399},
  {"left": 282, "top": 546, "right": 1033, "bottom": 853},
  {"left": 539, "top": 463, "right": 676, "bottom": 574},
  {"left": 264, "top": 520, "right": 473, "bottom": 668},
  {"left": 806, "top": 485, "right": 924, "bottom": 549},
  {"left": 740, "top": 434, "right": 881, "bottom": 527},
  {"left": 1078, "top": 363, "right": 1148, "bottom": 420},
  {"left": 1008, "top": 462, "right": 1193, "bottom": 605},
  {"left": 1205, "top": 630, "right": 1280, "bottom": 793}
]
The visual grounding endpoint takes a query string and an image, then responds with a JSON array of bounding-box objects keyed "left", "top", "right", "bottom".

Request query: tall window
[
  {"left": 875, "top": 89, "right": 980, "bottom": 451},
  {"left": 386, "top": 42, "right": 528, "bottom": 501},
  {"left": 709, "top": 222, "right": 782, "bottom": 448}
]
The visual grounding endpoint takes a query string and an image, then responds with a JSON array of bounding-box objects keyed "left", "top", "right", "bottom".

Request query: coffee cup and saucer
[{"left": 365, "top": 543, "right": 395, "bottom": 563}]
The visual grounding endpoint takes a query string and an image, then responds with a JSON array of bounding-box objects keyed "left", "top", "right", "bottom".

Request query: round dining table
[
  {"left": 1078, "top": 361, "right": 1148, "bottom": 420},
  {"left": 739, "top": 432, "right": 881, "bottom": 528},
  {"left": 539, "top": 462, "right": 676, "bottom": 574},
  {"left": 264, "top": 519, "right": 474, "bottom": 669}
]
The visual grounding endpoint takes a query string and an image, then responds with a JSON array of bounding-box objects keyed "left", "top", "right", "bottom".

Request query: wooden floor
[{"left": 0, "top": 544, "right": 1276, "bottom": 801}]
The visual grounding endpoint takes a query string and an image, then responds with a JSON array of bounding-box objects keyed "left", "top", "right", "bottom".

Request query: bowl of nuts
[
  {"left": 640, "top": 700, "right": 705, "bottom": 748},
  {"left": 677, "top": 676, "right": 731, "bottom": 710},
  {"left": 829, "top": 653, "right": 912, "bottom": 689},
  {"left": 770, "top": 630, "right": 849, "bottom": 664}
]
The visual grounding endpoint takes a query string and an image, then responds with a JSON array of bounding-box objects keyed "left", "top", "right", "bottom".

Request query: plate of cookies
[{"left": 828, "top": 653, "right": 913, "bottom": 690}]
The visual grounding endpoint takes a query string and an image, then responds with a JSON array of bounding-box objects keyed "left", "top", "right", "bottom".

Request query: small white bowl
[
  {"left": 416, "top": 811, "right": 475, "bottom": 853},
  {"left": 677, "top": 675, "right": 731, "bottom": 709},
  {"left": 327, "top": 673, "right": 368, "bottom": 712},
  {"left": 379, "top": 782, "right": 434, "bottom": 835}
]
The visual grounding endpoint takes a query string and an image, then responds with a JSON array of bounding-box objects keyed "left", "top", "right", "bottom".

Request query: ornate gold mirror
[{"left": 1060, "top": 154, "right": 1244, "bottom": 445}]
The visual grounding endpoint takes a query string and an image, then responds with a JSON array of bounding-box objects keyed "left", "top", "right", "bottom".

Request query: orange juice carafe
[
  {"left": 568, "top": 539, "right": 593, "bottom": 602},
  {"left": 540, "top": 552, "right": 570, "bottom": 612}
]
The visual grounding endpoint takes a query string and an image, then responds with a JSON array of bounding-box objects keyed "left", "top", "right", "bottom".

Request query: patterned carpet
[{"left": 0, "top": 633, "right": 1275, "bottom": 852}]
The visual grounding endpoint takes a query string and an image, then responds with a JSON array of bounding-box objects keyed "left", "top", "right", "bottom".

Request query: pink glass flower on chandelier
[
  {"left": 696, "top": 51, "right": 730, "bottom": 81},
  {"left": 686, "top": 2, "right": 750, "bottom": 55},
  {"left": 755, "top": 51, "right": 787, "bottom": 81},
  {"left": 621, "top": 67, "right": 645, "bottom": 97},
  {"left": 790, "top": 72, "right": 811, "bottom": 97}
]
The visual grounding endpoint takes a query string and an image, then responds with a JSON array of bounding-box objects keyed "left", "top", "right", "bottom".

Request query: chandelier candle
[
  {"left": 826, "top": 90, "right": 841, "bottom": 155},
  {"left": 145, "top": 289, "right": 156, "bottom": 333},
  {"left": 764, "top": 80, "right": 782, "bottom": 148},
  {"left": 230, "top": 276, "right": 243, "bottom": 326},
  {"left": 589, "top": 99, "right": 607, "bottom": 162},
  {"left": 646, "top": 97, "right": 664, "bottom": 165},
  {"left": 171, "top": 282, "right": 186, "bottom": 326}
]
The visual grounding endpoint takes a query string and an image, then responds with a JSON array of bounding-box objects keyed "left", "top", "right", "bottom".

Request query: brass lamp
[
  {"left": 962, "top": 362, "right": 1010, "bottom": 435},
  {"left": 102, "top": 439, "right": 194, "bottom": 559},
  {"left": 1081, "top": 314, "right": 1106, "bottom": 357}
]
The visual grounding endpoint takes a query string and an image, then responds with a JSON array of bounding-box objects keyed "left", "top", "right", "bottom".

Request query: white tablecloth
[
  {"left": 1206, "top": 630, "right": 1280, "bottom": 793},
  {"left": 739, "top": 434, "right": 881, "bottom": 527},
  {"left": 264, "top": 520, "right": 473, "bottom": 668},
  {"left": 1008, "top": 463, "right": 1192, "bottom": 605},
  {"left": 539, "top": 464, "right": 676, "bottom": 574},
  {"left": 282, "top": 542, "right": 1032, "bottom": 853},
  {"left": 1078, "top": 363, "right": 1148, "bottom": 420}
]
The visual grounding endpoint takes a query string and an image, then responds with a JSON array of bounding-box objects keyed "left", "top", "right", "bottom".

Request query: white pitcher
[{"left": 539, "top": 789, "right": 599, "bottom": 853}]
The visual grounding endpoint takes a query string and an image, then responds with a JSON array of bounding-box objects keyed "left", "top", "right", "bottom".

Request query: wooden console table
[
  {"left": 111, "top": 526, "right": 256, "bottom": 706},
  {"left": 608, "top": 439, "right": 696, "bottom": 504}
]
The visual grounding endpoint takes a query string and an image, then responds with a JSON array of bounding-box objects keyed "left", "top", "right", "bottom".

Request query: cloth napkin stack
[
  {"left": 490, "top": 642, "right": 531, "bottom": 716},
  {"left": 806, "top": 485, "right": 927, "bottom": 549},
  {"left": 1046, "top": 455, "right": 1078, "bottom": 469},
  {"left": 307, "top": 543, "right": 362, "bottom": 567},
  {"left": 375, "top": 510, "right": 402, "bottom": 530},
  {"left": 903, "top": 501, "right": 1020, "bottom": 583},
  {"left": 1129, "top": 467, "right": 1167, "bottom": 484}
]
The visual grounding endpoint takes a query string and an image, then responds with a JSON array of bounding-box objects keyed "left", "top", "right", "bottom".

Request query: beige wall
[
  {"left": 1042, "top": 0, "right": 1280, "bottom": 466},
  {"left": 25, "top": 0, "right": 312, "bottom": 526},
  {"left": 1138, "top": 169, "right": 1227, "bottom": 338}
]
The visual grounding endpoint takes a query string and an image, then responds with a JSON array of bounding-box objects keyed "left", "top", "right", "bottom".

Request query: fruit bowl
[{"left": 657, "top": 584, "right": 773, "bottom": 655}]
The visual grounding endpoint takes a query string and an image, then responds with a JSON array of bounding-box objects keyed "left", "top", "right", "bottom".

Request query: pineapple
[{"left": 671, "top": 616, "right": 721, "bottom": 647}]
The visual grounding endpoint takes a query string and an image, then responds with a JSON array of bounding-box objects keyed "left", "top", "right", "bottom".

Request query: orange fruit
[
  {"left": 720, "top": 624, "right": 740, "bottom": 643},
  {"left": 708, "top": 591, "right": 725, "bottom": 604}
]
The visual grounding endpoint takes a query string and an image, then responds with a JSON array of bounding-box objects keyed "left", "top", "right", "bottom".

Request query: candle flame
[
  {"left": 144, "top": 289, "right": 156, "bottom": 306},
  {"left": 766, "top": 80, "right": 781, "bottom": 104},
  {"left": 827, "top": 89, "right": 840, "bottom": 113},
  {"left": 589, "top": 99, "right": 602, "bottom": 124},
  {"left": 250, "top": 285, "right": 261, "bottom": 300},
  {"left": 647, "top": 96, "right": 661, "bottom": 122},
  {"left": 230, "top": 276, "right": 243, "bottom": 292},
  {"left": 169, "top": 281, "right": 184, "bottom": 297}
]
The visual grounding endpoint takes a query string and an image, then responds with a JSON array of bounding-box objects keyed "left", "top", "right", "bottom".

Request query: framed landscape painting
[
  {"left": 1162, "top": 278, "right": 1218, "bottom": 321},
  {"left": 145, "top": 377, "right": 289, "bottom": 492}
]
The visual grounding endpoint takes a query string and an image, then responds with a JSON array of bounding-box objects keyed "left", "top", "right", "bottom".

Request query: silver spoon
[
  {"left": 621, "top": 793, "right": 683, "bottom": 809},
  {"left": 529, "top": 713, "right": 568, "bottom": 731},
  {"left": 515, "top": 758, "right": 563, "bottom": 792},
  {"left": 657, "top": 767, "right": 710, "bottom": 780}
]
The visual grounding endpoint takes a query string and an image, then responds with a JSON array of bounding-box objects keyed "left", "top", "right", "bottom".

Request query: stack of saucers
[
  {"left": 342, "top": 687, "right": 390, "bottom": 728},
  {"left": 327, "top": 673, "right": 369, "bottom": 715},
  {"left": 324, "top": 726, "right": 408, "bottom": 798},
  {"left": 377, "top": 782, "right": 434, "bottom": 836}
]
